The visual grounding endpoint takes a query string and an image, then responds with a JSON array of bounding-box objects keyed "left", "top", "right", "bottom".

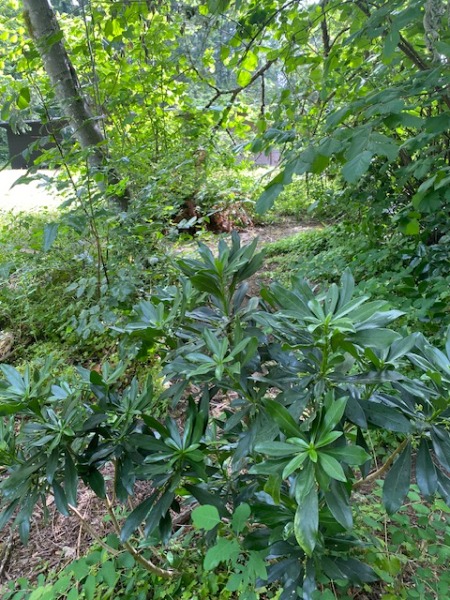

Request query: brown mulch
[
  {"left": 0, "top": 477, "right": 155, "bottom": 591},
  {"left": 0, "top": 485, "right": 111, "bottom": 587}
]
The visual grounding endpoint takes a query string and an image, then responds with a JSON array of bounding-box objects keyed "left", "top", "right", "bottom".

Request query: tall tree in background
[{"left": 22, "top": 0, "right": 130, "bottom": 211}]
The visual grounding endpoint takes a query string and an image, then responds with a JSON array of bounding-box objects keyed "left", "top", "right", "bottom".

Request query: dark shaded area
[{"left": 0, "top": 120, "right": 66, "bottom": 169}]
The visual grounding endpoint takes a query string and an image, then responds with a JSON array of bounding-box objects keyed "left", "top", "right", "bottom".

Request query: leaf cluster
[{"left": 2, "top": 235, "right": 450, "bottom": 597}]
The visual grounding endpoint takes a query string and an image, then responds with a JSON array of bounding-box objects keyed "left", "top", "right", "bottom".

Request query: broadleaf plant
[{"left": 1, "top": 235, "right": 450, "bottom": 597}]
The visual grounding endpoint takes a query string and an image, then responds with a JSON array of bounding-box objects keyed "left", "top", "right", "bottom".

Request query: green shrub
[
  {"left": 1, "top": 235, "right": 450, "bottom": 599},
  {"left": 265, "top": 224, "right": 450, "bottom": 339},
  {"left": 0, "top": 201, "right": 172, "bottom": 359},
  {"left": 269, "top": 175, "right": 341, "bottom": 223}
]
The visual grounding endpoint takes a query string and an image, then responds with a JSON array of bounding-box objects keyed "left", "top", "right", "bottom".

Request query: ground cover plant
[
  {"left": 264, "top": 220, "right": 450, "bottom": 342},
  {"left": 1, "top": 235, "right": 450, "bottom": 599}
]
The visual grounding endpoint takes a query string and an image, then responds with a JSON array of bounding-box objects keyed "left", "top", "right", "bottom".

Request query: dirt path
[
  {"left": 238, "top": 222, "right": 320, "bottom": 246},
  {"left": 176, "top": 221, "right": 320, "bottom": 256}
]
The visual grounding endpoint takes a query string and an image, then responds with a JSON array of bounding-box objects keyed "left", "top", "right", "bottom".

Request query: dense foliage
[
  {"left": 1, "top": 0, "right": 450, "bottom": 598},
  {"left": 2, "top": 236, "right": 450, "bottom": 598}
]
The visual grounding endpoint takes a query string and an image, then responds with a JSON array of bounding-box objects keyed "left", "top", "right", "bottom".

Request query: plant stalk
[
  {"left": 353, "top": 437, "right": 410, "bottom": 490},
  {"left": 104, "top": 495, "right": 175, "bottom": 579}
]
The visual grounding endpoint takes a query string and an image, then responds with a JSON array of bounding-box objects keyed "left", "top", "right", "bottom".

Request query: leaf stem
[
  {"left": 104, "top": 494, "right": 175, "bottom": 579},
  {"left": 68, "top": 504, "right": 119, "bottom": 556}
]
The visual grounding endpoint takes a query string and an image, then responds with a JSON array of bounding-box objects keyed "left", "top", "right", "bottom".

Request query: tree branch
[
  {"left": 320, "top": 0, "right": 331, "bottom": 58},
  {"left": 203, "top": 59, "right": 276, "bottom": 110},
  {"left": 354, "top": 0, "right": 450, "bottom": 109},
  {"left": 68, "top": 504, "right": 120, "bottom": 556}
]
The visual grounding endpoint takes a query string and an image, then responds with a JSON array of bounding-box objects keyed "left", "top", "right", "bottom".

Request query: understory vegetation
[{"left": 1, "top": 0, "right": 450, "bottom": 598}]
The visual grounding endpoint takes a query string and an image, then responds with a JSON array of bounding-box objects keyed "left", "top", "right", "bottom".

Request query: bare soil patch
[{"left": 237, "top": 221, "right": 320, "bottom": 246}]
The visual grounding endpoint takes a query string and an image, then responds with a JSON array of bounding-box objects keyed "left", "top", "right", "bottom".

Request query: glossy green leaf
[
  {"left": 325, "top": 480, "right": 352, "bottom": 530},
  {"left": 416, "top": 439, "right": 437, "bottom": 498},
  {"left": 255, "top": 441, "right": 300, "bottom": 457},
  {"left": 265, "top": 399, "right": 301, "bottom": 437},
  {"left": 322, "top": 556, "right": 378, "bottom": 584},
  {"left": 144, "top": 491, "right": 174, "bottom": 537},
  {"left": 264, "top": 473, "right": 282, "bottom": 503},
  {"left": 351, "top": 328, "right": 402, "bottom": 349},
  {"left": 52, "top": 480, "right": 70, "bottom": 516},
  {"left": 318, "top": 453, "right": 347, "bottom": 482},
  {"left": 321, "top": 397, "right": 347, "bottom": 434},
  {"left": 84, "top": 468, "right": 106, "bottom": 499},
  {"left": 326, "top": 445, "right": 370, "bottom": 465},
  {"left": 314, "top": 430, "right": 343, "bottom": 448},
  {"left": 364, "top": 403, "right": 411, "bottom": 433},
  {"left": 1, "top": 365, "right": 26, "bottom": 394},
  {"left": 64, "top": 451, "right": 78, "bottom": 507},
  {"left": 120, "top": 496, "right": 154, "bottom": 542},
  {"left": 282, "top": 452, "right": 308, "bottom": 479},
  {"left": 294, "top": 486, "right": 318, "bottom": 557},
  {"left": 0, "top": 499, "right": 19, "bottom": 532},
  {"left": 185, "top": 484, "right": 228, "bottom": 517},
  {"left": 383, "top": 442, "right": 411, "bottom": 514},
  {"left": 431, "top": 427, "right": 450, "bottom": 472}
]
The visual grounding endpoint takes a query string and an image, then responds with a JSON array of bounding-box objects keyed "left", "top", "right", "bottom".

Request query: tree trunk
[{"left": 22, "top": 0, "right": 130, "bottom": 211}]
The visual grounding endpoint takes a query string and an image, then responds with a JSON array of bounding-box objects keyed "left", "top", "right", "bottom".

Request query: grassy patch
[
  {"left": 356, "top": 484, "right": 450, "bottom": 599},
  {"left": 264, "top": 224, "right": 450, "bottom": 338}
]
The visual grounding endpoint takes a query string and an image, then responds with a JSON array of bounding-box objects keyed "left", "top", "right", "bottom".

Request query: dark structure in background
[
  {"left": 254, "top": 149, "right": 280, "bottom": 166},
  {"left": 0, "top": 120, "right": 66, "bottom": 169}
]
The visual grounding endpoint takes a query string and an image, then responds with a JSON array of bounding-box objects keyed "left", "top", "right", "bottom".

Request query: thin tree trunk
[
  {"left": 320, "top": 0, "right": 330, "bottom": 58},
  {"left": 22, "top": 0, "right": 130, "bottom": 211}
]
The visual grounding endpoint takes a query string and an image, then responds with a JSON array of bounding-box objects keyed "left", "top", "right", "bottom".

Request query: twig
[
  {"left": 76, "top": 500, "right": 91, "bottom": 559},
  {"left": 104, "top": 495, "right": 175, "bottom": 579},
  {"left": 204, "top": 59, "right": 276, "bottom": 111},
  {"left": 0, "top": 528, "right": 14, "bottom": 579},
  {"left": 353, "top": 437, "right": 410, "bottom": 490},
  {"left": 68, "top": 504, "right": 119, "bottom": 556}
]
